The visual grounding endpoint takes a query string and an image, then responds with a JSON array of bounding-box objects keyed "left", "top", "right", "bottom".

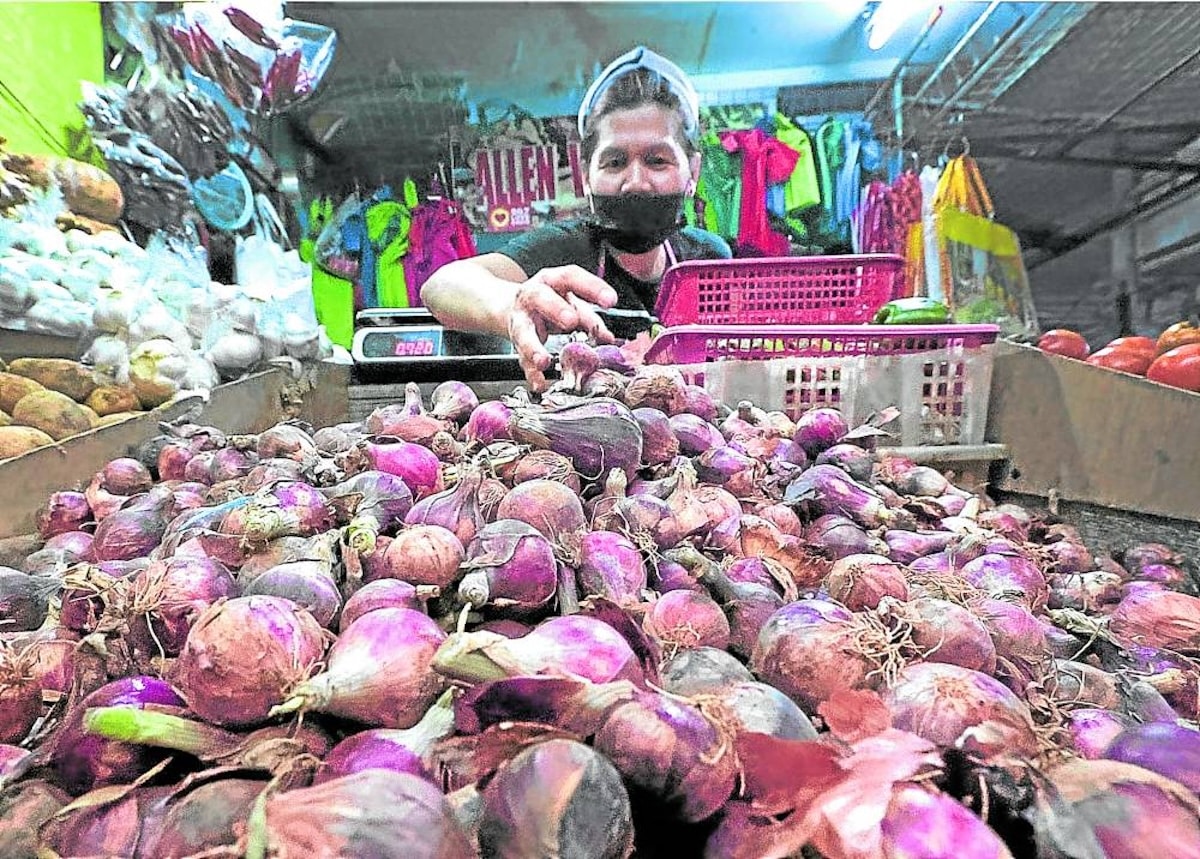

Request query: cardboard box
[
  {"left": 0, "top": 362, "right": 350, "bottom": 539},
  {"left": 986, "top": 341, "right": 1200, "bottom": 523}
]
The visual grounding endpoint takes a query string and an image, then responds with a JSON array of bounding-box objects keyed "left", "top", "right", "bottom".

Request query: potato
[
  {"left": 0, "top": 409, "right": 9, "bottom": 427},
  {"left": 0, "top": 372, "right": 44, "bottom": 413},
  {"left": 11, "top": 390, "right": 98, "bottom": 440},
  {"left": 8, "top": 358, "right": 98, "bottom": 403},
  {"left": 95, "top": 411, "right": 142, "bottom": 427},
  {"left": 0, "top": 425, "right": 55, "bottom": 459},
  {"left": 85, "top": 385, "right": 141, "bottom": 417}
]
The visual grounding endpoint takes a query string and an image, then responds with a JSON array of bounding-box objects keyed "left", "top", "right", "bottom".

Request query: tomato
[
  {"left": 1038, "top": 329, "right": 1090, "bottom": 360},
  {"left": 1146, "top": 343, "right": 1200, "bottom": 392},
  {"left": 1085, "top": 345, "right": 1154, "bottom": 375},
  {"left": 1155, "top": 321, "right": 1200, "bottom": 356},
  {"left": 1104, "top": 336, "right": 1157, "bottom": 357}
]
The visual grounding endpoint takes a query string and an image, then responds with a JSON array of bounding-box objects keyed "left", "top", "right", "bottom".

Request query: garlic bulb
[{"left": 81, "top": 335, "right": 132, "bottom": 384}]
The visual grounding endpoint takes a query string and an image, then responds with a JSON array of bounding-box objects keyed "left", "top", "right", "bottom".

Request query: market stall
[{"left": 2, "top": 3, "right": 1200, "bottom": 858}]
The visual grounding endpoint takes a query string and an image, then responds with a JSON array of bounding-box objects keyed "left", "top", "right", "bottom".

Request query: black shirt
[{"left": 498, "top": 220, "right": 732, "bottom": 339}]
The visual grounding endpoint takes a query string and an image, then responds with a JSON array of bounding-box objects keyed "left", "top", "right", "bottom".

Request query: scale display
[{"left": 354, "top": 327, "right": 445, "bottom": 361}]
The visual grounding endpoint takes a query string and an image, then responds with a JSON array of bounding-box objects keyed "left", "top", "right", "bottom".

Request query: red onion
[
  {"left": 49, "top": 675, "right": 184, "bottom": 792},
  {"left": 793, "top": 407, "right": 848, "bottom": 457},
  {"left": 576, "top": 530, "right": 647, "bottom": 605},
  {"left": 695, "top": 446, "right": 763, "bottom": 499},
  {"left": 0, "top": 643, "right": 41, "bottom": 744},
  {"left": 1134, "top": 562, "right": 1191, "bottom": 589},
  {"left": 960, "top": 553, "right": 1049, "bottom": 612},
  {"left": 0, "top": 742, "right": 31, "bottom": 781},
  {"left": 883, "top": 662, "right": 1038, "bottom": 758},
  {"left": 669, "top": 413, "right": 724, "bottom": 456},
  {"left": 459, "top": 520, "right": 558, "bottom": 616},
  {"left": 1039, "top": 538, "right": 1094, "bottom": 576},
  {"left": 1068, "top": 708, "right": 1134, "bottom": 759},
  {"left": 340, "top": 579, "right": 435, "bottom": 632},
  {"left": 974, "top": 597, "right": 1052, "bottom": 678},
  {"left": 905, "top": 597, "right": 997, "bottom": 674},
  {"left": 884, "top": 529, "right": 956, "bottom": 564},
  {"left": 633, "top": 407, "right": 680, "bottom": 466},
  {"left": 262, "top": 770, "right": 474, "bottom": 856},
  {"left": 622, "top": 369, "right": 688, "bottom": 415},
  {"left": 313, "top": 424, "right": 359, "bottom": 455},
  {"left": 496, "top": 479, "right": 587, "bottom": 545},
  {"left": 36, "top": 491, "right": 92, "bottom": 539},
  {"left": 1119, "top": 542, "right": 1186, "bottom": 574},
  {"left": 1048, "top": 759, "right": 1200, "bottom": 856},
  {"left": 325, "top": 470, "right": 414, "bottom": 554},
  {"left": 751, "top": 599, "right": 875, "bottom": 711},
  {"left": 881, "top": 785, "right": 1012, "bottom": 859},
  {"left": 405, "top": 469, "right": 486, "bottom": 546},
  {"left": 367, "top": 404, "right": 450, "bottom": 446},
  {"left": 785, "top": 464, "right": 900, "bottom": 530},
  {"left": 430, "top": 380, "right": 480, "bottom": 423},
  {"left": 157, "top": 442, "right": 196, "bottom": 482},
  {"left": 183, "top": 450, "right": 217, "bottom": 485},
  {"left": 137, "top": 775, "right": 267, "bottom": 858},
  {"left": 582, "top": 367, "right": 631, "bottom": 398},
  {"left": 274, "top": 607, "right": 446, "bottom": 729},
  {"left": 376, "top": 525, "right": 465, "bottom": 589},
  {"left": 825, "top": 553, "right": 908, "bottom": 610},
  {"left": 243, "top": 560, "right": 343, "bottom": 629},
  {"left": 241, "top": 457, "right": 306, "bottom": 492},
  {"left": 316, "top": 690, "right": 454, "bottom": 785},
  {"left": 511, "top": 449, "right": 583, "bottom": 494},
  {"left": 125, "top": 556, "right": 239, "bottom": 661},
  {"left": 654, "top": 558, "right": 703, "bottom": 594},
  {"left": 463, "top": 400, "right": 514, "bottom": 445},
  {"left": 1103, "top": 722, "right": 1200, "bottom": 794},
  {"left": 974, "top": 504, "right": 1032, "bottom": 543},
  {"left": 12, "top": 626, "right": 103, "bottom": 698},
  {"left": 88, "top": 505, "right": 167, "bottom": 562},
  {"left": 1110, "top": 588, "right": 1200, "bottom": 653},
  {"left": 806, "top": 513, "right": 874, "bottom": 559},
  {"left": 1047, "top": 571, "right": 1124, "bottom": 612},
  {"left": 235, "top": 481, "right": 335, "bottom": 545},
  {"left": 474, "top": 618, "right": 534, "bottom": 637},
  {"left": 360, "top": 439, "right": 442, "bottom": 498},
  {"left": 254, "top": 423, "right": 318, "bottom": 463},
  {"left": 20, "top": 545, "right": 79, "bottom": 578},
  {"left": 556, "top": 341, "right": 601, "bottom": 392},
  {"left": 595, "top": 343, "right": 636, "bottom": 376},
  {"left": 643, "top": 589, "right": 731, "bottom": 653},
  {"left": 660, "top": 647, "right": 755, "bottom": 696},
  {"left": 172, "top": 595, "right": 328, "bottom": 727},
  {"left": 593, "top": 688, "right": 738, "bottom": 823},
  {"left": 479, "top": 737, "right": 633, "bottom": 858},
  {"left": 0, "top": 568, "right": 60, "bottom": 631},
  {"left": 682, "top": 553, "right": 785, "bottom": 661},
  {"left": 433, "top": 615, "right": 645, "bottom": 686},
  {"left": 44, "top": 530, "right": 95, "bottom": 559},
  {"left": 814, "top": 443, "right": 875, "bottom": 483},
  {"left": 509, "top": 398, "right": 643, "bottom": 483},
  {"left": 681, "top": 384, "right": 718, "bottom": 422},
  {"left": 757, "top": 503, "right": 803, "bottom": 537},
  {"left": 1121, "top": 645, "right": 1200, "bottom": 719}
]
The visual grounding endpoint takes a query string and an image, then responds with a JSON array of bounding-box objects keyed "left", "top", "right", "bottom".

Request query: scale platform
[{"left": 350, "top": 308, "right": 531, "bottom": 383}]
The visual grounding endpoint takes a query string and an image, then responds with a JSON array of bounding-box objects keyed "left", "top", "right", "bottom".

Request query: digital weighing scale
[{"left": 350, "top": 308, "right": 537, "bottom": 384}]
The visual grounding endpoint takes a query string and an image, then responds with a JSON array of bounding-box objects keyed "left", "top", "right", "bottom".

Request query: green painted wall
[{"left": 0, "top": 2, "right": 104, "bottom": 157}]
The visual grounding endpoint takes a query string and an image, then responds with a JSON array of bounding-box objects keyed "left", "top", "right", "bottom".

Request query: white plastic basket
[{"left": 672, "top": 343, "right": 996, "bottom": 447}]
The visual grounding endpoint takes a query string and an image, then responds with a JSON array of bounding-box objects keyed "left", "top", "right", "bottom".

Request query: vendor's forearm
[{"left": 420, "top": 255, "right": 524, "bottom": 337}]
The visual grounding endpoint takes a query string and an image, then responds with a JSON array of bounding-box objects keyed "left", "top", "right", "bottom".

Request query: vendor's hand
[{"left": 508, "top": 265, "right": 618, "bottom": 392}]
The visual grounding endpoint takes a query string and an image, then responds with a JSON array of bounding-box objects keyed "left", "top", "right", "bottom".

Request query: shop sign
[{"left": 473, "top": 141, "right": 586, "bottom": 232}]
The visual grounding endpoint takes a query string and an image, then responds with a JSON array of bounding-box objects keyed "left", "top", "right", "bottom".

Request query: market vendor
[{"left": 421, "top": 46, "right": 731, "bottom": 391}]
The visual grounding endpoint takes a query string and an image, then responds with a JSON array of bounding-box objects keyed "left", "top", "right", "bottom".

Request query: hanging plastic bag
[
  {"left": 235, "top": 193, "right": 293, "bottom": 297},
  {"left": 313, "top": 191, "right": 363, "bottom": 282}
]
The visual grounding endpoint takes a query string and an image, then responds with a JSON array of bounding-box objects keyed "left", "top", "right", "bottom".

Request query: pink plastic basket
[
  {"left": 653, "top": 254, "right": 904, "bottom": 327},
  {"left": 644, "top": 324, "right": 999, "bottom": 365}
]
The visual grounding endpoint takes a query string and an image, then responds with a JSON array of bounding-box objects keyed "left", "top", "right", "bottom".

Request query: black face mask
[{"left": 588, "top": 192, "right": 686, "bottom": 254}]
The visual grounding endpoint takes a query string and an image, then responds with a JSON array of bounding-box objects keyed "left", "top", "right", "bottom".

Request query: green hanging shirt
[
  {"left": 696, "top": 131, "right": 742, "bottom": 242},
  {"left": 774, "top": 113, "right": 821, "bottom": 215}
]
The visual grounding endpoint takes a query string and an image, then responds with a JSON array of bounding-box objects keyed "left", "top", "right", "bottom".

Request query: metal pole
[
  {"left": 864, "top": 4, "right": 945, "bottom": 118},
  {"left": 908, "top": 0, "right": 1002, "bottom": 107}
]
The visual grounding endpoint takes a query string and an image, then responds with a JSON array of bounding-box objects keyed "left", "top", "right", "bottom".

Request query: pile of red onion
[{"left": 1, "top": 343, "right": 1198, "bottom": 858}]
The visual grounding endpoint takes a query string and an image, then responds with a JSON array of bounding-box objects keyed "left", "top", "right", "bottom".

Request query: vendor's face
[{"left": 584, "top": 104, "right": 700, "bottom": 197}]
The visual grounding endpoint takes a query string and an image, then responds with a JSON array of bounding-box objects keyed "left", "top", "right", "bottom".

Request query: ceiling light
[{"left": 866, "top": 0, "right": 929, "bottom": 50}]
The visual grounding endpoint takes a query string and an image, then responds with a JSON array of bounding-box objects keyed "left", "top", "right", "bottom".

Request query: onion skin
[
  {"left": 126, "top": 556, "right": 240, "bottom": 661},
  {"left": 0, "top": 567, "right": 58, "bottom": 631},
  {"left": 793, "top": 408, "right": 849, "bottom": 457},
  {"left": 463, "top": 401, "right": 513, "bottom": 445},
  {"left": 883, "top": 662, "right": 1039, "bottom": 758},
  {"left": 633, "top": 407, "right": 680, "bottom": 467},
  {"left": 478, "top": 738, "right": 634, "bottom": 859},
  {"left": 50, "top": 676, "right": 184, "bottom": 793},
  {"left": 242, "top": 561, "right": 343, "bottom": 630},
  {"left": 279, "top": 608, "right": 447, "bottom": 728},
  {"left": 669, "top": 413, "right": 725, "bottom": 456},
  {"left": 881, "top": 785, "right": 1014, "bottom": 859},
  {"left": 960, "top": 553, "right": 1049, "bottom": 613},
  {"left": 496, "top": 479, "right": 588, "bottom": 544},
  {"left": 806, "top": 513, "right": 873, "bottom": 560},
  {"left": 172, "top": 595, "right": 328, "bottom": 728},
  {"left": 430, "top": 380, "right": 480, "bottom": 423},
  {"left": 139, "top": 776, "right": 265, "bottom": 859},
  {"left": 263, "top": 770, "right": 475, "bottom": 858},
  {"left": 712, "top": 680, "right": 818, "bottom": 741},
  {"left": 510, "top": 449, "right": 583, "bottom": 494},
  {"left": 36, "top": 491, "right": 92, "bottom": 539},
  {"left": 906, "top": 597, "right": 997, "bottom": 674},
  {"left": 1103, "top": 722, "right": 1200, "bottom": 794},
  {"left": 509, "top": 397, "right": 644, "bottom": 483},
  {"left": 884, "top": 529, "right": 956, "bottom": 564},
  {"left": 89, "top": 506, "right": 168, "bottom": 562},
  {"left": 459, "top": 520, "right": 558, "bottom": 616},
  {"left": 0, "top": 645, "right": 41, "bottom": 745}
]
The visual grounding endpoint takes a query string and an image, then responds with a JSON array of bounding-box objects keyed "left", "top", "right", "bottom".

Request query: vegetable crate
[
  {"left": 654, "top": 254, "right": 904, "bottom": 326},
  {"left": 646, "top": 324, "right": 1000, "bottom": 447}
]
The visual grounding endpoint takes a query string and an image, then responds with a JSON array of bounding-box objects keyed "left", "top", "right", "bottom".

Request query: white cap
[{"left": 577, "top": 45, "right": 700, "bottom": 140}]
